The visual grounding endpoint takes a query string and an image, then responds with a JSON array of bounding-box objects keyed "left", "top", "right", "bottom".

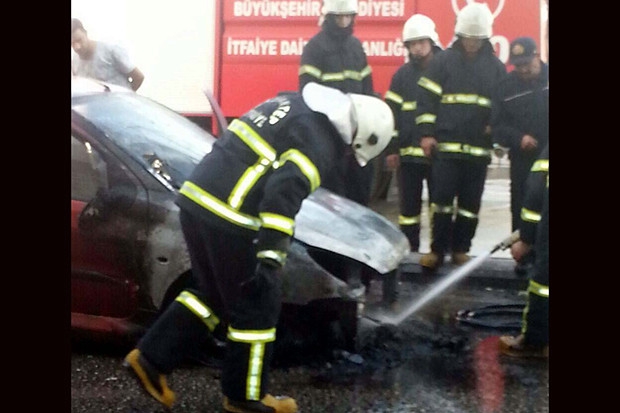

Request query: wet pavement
[
  {"left": 71, "top": 162, "right": 549, "bottom": 412},
  {"left": 71, "top": 272, "right": 548, "bottom": 412}
]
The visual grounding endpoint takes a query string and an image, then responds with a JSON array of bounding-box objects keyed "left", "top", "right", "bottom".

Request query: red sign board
[
  {"left": 419, "top": 0, "right": 542, "bottom": 65},
  {"left": 216, "top": 0, "right": 541, "bottom": 118}
]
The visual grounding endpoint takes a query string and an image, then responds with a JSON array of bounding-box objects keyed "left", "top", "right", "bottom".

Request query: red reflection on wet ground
[{"left": 473, "top": 336, "right": 505, "bottom": 413}]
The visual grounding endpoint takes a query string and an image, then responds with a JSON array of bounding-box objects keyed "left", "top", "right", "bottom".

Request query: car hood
[
  {"left": 71, "top": 78, "right": 408, "bottom": 275},
  {"left": 296, "top": 188, "right": 409, "bottom": 274}
]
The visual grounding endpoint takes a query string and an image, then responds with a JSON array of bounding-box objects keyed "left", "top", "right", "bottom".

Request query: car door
[{"left": 71, "top": 128, "right": 149, "bottom": 320}]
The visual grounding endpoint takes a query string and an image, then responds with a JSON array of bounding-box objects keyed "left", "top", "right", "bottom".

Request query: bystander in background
[
  {"left": 71, "top": 18, "right": 145, "bottom": 91},
  {"left": 491, "top": 36, "right": 548, "bottom": 275}
]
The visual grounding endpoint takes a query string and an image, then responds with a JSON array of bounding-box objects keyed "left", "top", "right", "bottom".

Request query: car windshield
[{"left": 72, "top": 93, "right": 214, "bottom": 189}]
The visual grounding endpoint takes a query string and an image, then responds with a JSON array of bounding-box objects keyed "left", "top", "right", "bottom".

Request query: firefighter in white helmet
[
  {"left": 299, "top": 0, "right": 377, "bottom": 208},
  {"left": 416, "top": 2, "right": 507, "bottom": 270},
  {"left": 323, "top": 0, "right": 358, "bottom": 14},
  {"left": 383, "top": 14, "right": 443, "bottom": 258},
  {"left": 123, "top": 82, "right": 393, "bottom": 413}
]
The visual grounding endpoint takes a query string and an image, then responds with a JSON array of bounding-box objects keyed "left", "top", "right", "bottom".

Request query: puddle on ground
[{"left": 300, "top": 280, "right": 549, "bottom": 412}]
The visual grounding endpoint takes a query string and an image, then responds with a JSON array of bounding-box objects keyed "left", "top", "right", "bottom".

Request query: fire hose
[{"left": 373, "top": 230, "right": 522, "bottom": 326}]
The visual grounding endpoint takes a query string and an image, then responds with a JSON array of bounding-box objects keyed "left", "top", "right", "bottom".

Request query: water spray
[{"left": 378, "top": 230, "right": 520, "bottom": 326}]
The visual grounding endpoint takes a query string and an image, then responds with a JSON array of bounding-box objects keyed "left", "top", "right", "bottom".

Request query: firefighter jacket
[
  {"left": 416, "top": 39, "right": 506, "bottom": 164},
  {"left": 491, "top": 61, "right": 549, "bottom": 162},
  {"left": 299, "top": 17, "right": 373, "bottom": 95},
  {"left": 519, "top": 144, "right": 549, "bottom": 245},
  {"left": 176, "top": 93, "right": 346, "bottom": 267},
  {"left": 384, "top": 46, "right": 443, "bottom": 165}
]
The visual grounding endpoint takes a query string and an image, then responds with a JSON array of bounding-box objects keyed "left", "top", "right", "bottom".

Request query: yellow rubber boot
[
  {"left": 451, "top": 252, "right": 471, "bottom": 266},
  {"left": 123, "top": 349, "right": 176, "bottom": 408},
  {"left": 223, "top": 394, "right": 298, "bottom": 413},
  {"left": 498, "top": 334, "right": 549, "bottom": 359},
  {"left": 419, "top": 252, "right": 443, "bottom": 270}
]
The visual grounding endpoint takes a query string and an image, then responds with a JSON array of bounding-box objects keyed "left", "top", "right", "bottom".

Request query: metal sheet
[{"left": 295, "top": 188, "right": 410, "bottom": 274}]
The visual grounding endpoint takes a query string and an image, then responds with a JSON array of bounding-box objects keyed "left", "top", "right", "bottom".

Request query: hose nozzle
[{"left": 492, "top": 230, "right": 520, "bottom": 253}]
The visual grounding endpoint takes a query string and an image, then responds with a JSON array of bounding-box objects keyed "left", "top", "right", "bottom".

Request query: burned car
[{"left": 71, "top": 77, "right": 409, "bottom": 354}]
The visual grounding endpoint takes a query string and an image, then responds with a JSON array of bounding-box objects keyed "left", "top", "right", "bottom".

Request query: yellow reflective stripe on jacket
[
  {"left": 437, "top": 143, "right": 491, "bottom": 157},
  {"left": 227, "top": 327, "right": 276, "bottom": 401},
  {"left": 183, "top": 121, "right": 312, "bottom": 234},
  {"left": 229, "top": 159, "right": 271, "bottom": 209},
  {"left": 176, "top": 290, "right": 220, "bottom": 332},
  {"left": 431, "top": 203, "right": 454, "bottom": 214},
  {"left": 418, "top": 76, "right": 442, "bottom": 95},
  {"left": 400, "top": 147, "right": 425, "bottom": 157},
  {"left": 227, "top": 120, "right": 276, "bottom": 208},
  {"left": 457, "top": 208, "right": 478, "bottom": 219},
  {"left": 322, "top": 72, "right": 347, "bottom": 81},
  {"left": 402, "top": 101, "right": 416, "bottom": 111},
  {"left": 441, "top": 94, "right": 492, "bottom": 108},
  {"left": 279, "top": 149, "right": 321, "bottom": 192},
  {"left": 416, "top": 113, "right": 436, "bottom": 125},
  {"left": 314, "top": 66, "right": 372, "bottom": 82},
  {"left": 179, "top": 181, "right": 261, "bottom": 230},
  {"left": 257, "top": 250, "right": 287, "bottom": 266},
  {"left": 384, "top": 90, "right": 403, "bottom": 105},
  {"left": 531, "top": 159, "right": 549, "bottom": 173},
  {"left": 260, "top": 212, "right": 295, "bottom": 236},
  {"left": 528, "top": 280, "right": 549, "bottom": 298},
  {"left": 229, "top": 119, "right": 277, "bottom": 162},
  {"left": 298, "top": 64, "right": 322, "bottom": 78},
  {"left": 521, "top": 207, "right": 541, "bottom": 224},
  {"left": 399, "top": 215, "right": 421, "bottom": 225}
]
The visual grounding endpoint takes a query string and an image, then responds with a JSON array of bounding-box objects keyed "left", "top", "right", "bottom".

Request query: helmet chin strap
[{"left": 302, "top": 83, "right": 355, "bottom": 145}]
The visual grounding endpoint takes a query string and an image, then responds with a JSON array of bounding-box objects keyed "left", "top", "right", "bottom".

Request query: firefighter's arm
[
  {"left": 254, "top": 169, "right": 310, "bottom": 268},
  {"left": 516, "top": 147, "right": 549, "bottom": 248},
  {"left": 490, "top": 82, "right": 529, "bottom": 150},
  {"left": 416, "top": 58, "right": 442, "bottom": 156},
  {"left": 255, "top": 123, "right": 325, "bottom": 268},
  {"left": 298, "top": 40, "right": 323, "bottom": 91},
  {"left": 383, "top": 83, "right": 402, "bottom": 166}
]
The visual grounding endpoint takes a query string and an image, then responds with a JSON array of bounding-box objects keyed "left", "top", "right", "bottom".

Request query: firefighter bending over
[
  {"left": 123, "top": 82, "right": 394, "bottom": 413},
  {"left": 499, "top": 144, "right": 549, "bottom": 358}
]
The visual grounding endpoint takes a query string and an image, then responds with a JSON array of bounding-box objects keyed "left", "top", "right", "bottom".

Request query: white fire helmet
[
  {"left": 454, "top": 2, "right": 494, "bottom": 39},
  {"left": 348, "top": 93, "right": 394, "bottom": 167},
  {"left": 402, "top": 14, "right": 440, "bottom": 46},
  {"left": 322, "top": 0, "right": 358, "bottom": 15},
  {"left": 301, "top": 83, "right": 393, "bottom": 167}
]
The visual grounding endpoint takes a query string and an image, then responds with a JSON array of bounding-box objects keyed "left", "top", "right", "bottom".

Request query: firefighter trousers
[
  {"left": 522, "top": 186, "right": 549, "bottom": 346},
  {"left": 429, "top": 157, "right": 487, "bottom": 255},
  {"left": 397, "top": 161, "right": 432, "bottom": 252},
  {"left": 137, "top": 209, "right": 282, "bottom": 402}
]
